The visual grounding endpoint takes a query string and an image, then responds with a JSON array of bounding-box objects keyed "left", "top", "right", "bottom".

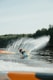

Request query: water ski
[{"left": 20, "top": 53, "right": 29, "bottom": 59}]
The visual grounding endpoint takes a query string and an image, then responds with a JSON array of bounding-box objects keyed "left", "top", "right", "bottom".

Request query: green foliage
[
  {"left": 33, "top": 28, "right": 48, "bottom": 38},
  {"left": 0, "top": 24, "right": 53, "bottom": 49},
  {"left": 48, "top": 25, "right": 53, "bottom": 48}
]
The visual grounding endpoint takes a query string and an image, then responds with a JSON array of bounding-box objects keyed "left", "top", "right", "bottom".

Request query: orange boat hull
[{"left": 8, "top": 72, "right": 40, "bottom": 80}]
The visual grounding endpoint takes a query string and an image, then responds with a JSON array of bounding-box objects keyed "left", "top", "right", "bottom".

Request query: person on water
[{"left": 19, "top": 49, "right": 28, "bottom": 58}]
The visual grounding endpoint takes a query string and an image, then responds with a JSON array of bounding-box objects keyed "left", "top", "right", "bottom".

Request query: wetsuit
[
  {"left": 22, "top": 51, "right": 28, "bottom": 58},
  {"left": 19, "top": 49, "right": 28, "bottom": 58}
]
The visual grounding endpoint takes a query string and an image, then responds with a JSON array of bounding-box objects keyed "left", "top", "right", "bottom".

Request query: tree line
[{"left": 0, "top": 24, "right": 53, "bottom": 49}]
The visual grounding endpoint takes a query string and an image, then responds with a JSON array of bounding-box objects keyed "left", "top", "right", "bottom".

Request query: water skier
[{"left": 19, "top": 49, "right": 28, "bottom": 59}]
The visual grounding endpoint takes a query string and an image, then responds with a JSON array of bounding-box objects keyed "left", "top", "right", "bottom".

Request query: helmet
[{"left": 19, "top": 49, "right": 22, "bottom": 52}]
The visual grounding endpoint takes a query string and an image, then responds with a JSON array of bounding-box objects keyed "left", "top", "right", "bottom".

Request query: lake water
[
  {"left": 0, "top": 50, "right": 53, "bottom": 67},
  {"left": 0, "top": 50, "right": 53, "bottom": 73},
  {"left": 0, "top": 36, "right": 53, "bottom": 73}
]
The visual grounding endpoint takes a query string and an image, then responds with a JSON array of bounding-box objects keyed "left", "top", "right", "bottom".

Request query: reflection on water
[{"left": 37, "top": 50, "right": 53, "bottom": 63}]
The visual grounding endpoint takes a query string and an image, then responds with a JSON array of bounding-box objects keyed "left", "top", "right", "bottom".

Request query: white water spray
[{"left": 6, "top": 36, "right": 50, "bottom": 54}]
